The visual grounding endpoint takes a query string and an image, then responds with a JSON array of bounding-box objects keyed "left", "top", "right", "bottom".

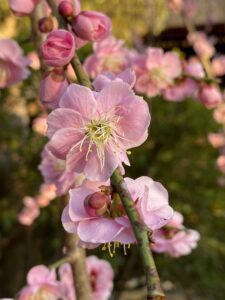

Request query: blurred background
[{"left": 1, "top": 0, "right": 225, "bottom": 299}]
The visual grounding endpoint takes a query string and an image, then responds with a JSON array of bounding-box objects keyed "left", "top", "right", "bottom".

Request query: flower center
[
  {"left": 150, "top": 68, "right": 165, "bottom": 84},
  {"left": 85, "top": 119, "right": 112, "bottom": 145}
]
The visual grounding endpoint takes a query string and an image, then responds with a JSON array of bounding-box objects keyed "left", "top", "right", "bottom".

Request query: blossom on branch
[
  {"left": 47, "top": 81, "right": 150, "bottom": 181},
  {"left": 62, "top": 176, "right": 173, "bottom": 249}
]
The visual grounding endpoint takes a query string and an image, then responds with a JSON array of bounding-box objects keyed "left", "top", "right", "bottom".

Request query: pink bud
[
  {"left": 39, "top": 69, "right": 69, "bottom": 109},
  {"left": 84, "top": 192, "right": 109, "bottom": 217},
  {"left": 58, "top": 1, "right": 74, "bottom": 18},
  {"left": 41, "top": 29, "right": 75, "bottom": 67},
  {"left": 38, "top": 17, "right": 54, "bottom": 33},
  {"left": 72, "top": 11, "right": 112, "bottom": 42},
  {"left": 198, "top": 84, "right": 223, "bottom": 109}
]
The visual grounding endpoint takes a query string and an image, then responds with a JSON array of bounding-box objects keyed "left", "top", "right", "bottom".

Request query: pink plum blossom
[
  {"left": 36, "top": 183, "right": 57, "bottom": 207},
  {"left": 72, "top": 11, "right": 112, "bottom": 42},
  {"left": 18, "top": 265, "right": 63, "bottom": 300},
  {"left": 198, "top": 84, "right": 223, "bottom": 109},
  {"left": 47, "top": 81, "right": 150, "bottom": 181},
  {"left": 27, "top": 51, "right": 40, "bottom": 70},
  {"left": 84, "top": 35, "right": 132, "bottom": 78},
  {"left": 0, "top": 39, "right": 30, "bottom": 88},
  {"left": 187, "top": 31, "right": 215, "bottom": 59},
  {"left": 216, "top": 155, "right": 225, "bottom": 174},
  {"left": 152, "top": 211, "right": 200, "bottom": 257},
  {"left": 163, "top": 78, "right": 198, "bottom": 102},
  {"left": 62, "top": 176, "right": 173, "bottom": 248},
  {"left": 152, "top": 228, "right": 200, "bottom": 257},
  {"left": 211, "top": 55, "right": 225, "bottom": 77},
  {"left": 39, "top": 69, "right": 69, "bottom": 109},
  {"left": 39, "top": 145, "right": 81, "bottom": 196},
  {"left": 184, "top": 57, "right": 205, "bottom": 78},
  {"left": 207, "top": 133, "right": 225, "bottom": 148},
  {"left": 167, "top": 0, "right": 198, "bottom": 17},
  {"left": 87, "top": 256, "right": 113, "bottom": 300},
  {"left": 133, "top": 48, "right": 182, "bottom": 97},
  {"left": 59, "top": 256, "right": 113, "bottom": 300},
  {"left": 41, "top": 30, "right": 76, "bottom": 67},
  {"left": 9, "top": 0, "right": 41, "bottom": 16},
  {"left": 18, "top": 197, "right": 40, "bottom": 226},
  {"left": 32, "top": 115, "right": 47, "bottom": 135},
  {"left": 213, "top": 104, "right": 225, "bottom": 124},
  {"left": 93, "top": 69, "right": 136, "bottom": 92}
]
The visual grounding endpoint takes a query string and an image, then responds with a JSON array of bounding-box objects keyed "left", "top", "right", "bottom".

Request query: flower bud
[
  {"left": 38, "top": 17, "right": 54, "bottom": 33},
  {"left": 84, "top": 192, "right": 109, "bottom": 217},
  {"left": 39, "top": 69, "right": 69, "bottom": 109},
  {"left": 58, "top": 1, "right": 74, "bottom": 18},
  {"left": 72, "top": 11, "right": 112, "bottom": 42},
  {"left": 41, "top": 29, "right": 76, "bottom": 67}
]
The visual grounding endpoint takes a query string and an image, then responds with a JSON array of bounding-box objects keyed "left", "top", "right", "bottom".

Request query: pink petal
[
  {"left": 60, "top": 83, "right": 97, "bottom": 120},
  {"left": 48, "top": 128, "right": 83, "bottom": 159},
  {"left": 96, "top": 81, "right": 134, "bottom": 115},
  {"left": 61, "top": 206, "right": 78, "bottom": 233},
  {"left": 77, "top": 219, "right": 122, "bottom": 243},
  {"left": 47, "top": 108, "right": 83, "bottom": 138}
]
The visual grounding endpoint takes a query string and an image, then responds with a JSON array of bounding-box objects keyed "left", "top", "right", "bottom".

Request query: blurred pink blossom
[
  {"left": 163, "top": 78, "right": 199, "bottom": 102},
  {"left": 152, "top": 211, "right": 200, "bottom": 257},
  {"left": 184, "top": 57, "right": 205, "bottom": 78},
  {"left": 27, "top": 51, "right": 40, "bottom": 70},
  {"left": 207, "top": 133, "right": 225, "bottom": 148},
  {"left": 133, "top": 48, "right": 182, "bottom": 97},
  {"left": 41, "top": 29, "right": 76, "bottom": 67},
  {"left": 18, "top": 197, "right": 40, "bottom": 226},
  {"left": 18, "top": 265, "right": 63, "bottom": 300},
  {"left": 187, "top": 31, "right": 215, "bottom": 59},
  {"left": 0, "top": 39, "right": 30, "bottom": 88},
  {"left": 211, "top": 55, "right": 225, "bottom": 77},
  {"left": 217, "top": 155, "right": 225, "bottom": 174},
  {"left": 47, "top": 82, "right": 150, "bottom": 181},
  {"left": 213, "top": 104, "right": 225, "bottom": 124},
  {"left": 84, "top": 36, "right": 132, "bottom": 78},
  {"left": 32, "top": 115, "right": 48, "bottom": 135},
  {"left": 9, "top": 0, "right": 41, "bottom": 16},
  {"left": 36, "top": 183, "right": 57, "bottom": 207},
  {"left": 198, "top": 84, "right": 223, "bottom": 109},
  {"left": 72, "top": 11, "right": 111, "bottom": 42},
  {"left": 59, "top": 256, "right": 113, "bottom": 300}
]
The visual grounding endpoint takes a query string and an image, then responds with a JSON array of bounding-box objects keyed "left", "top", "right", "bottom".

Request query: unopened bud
[
  {"left": 58, "top": 1, "right": 74, "bottom": 18},
  {"left": 38, "top": 17, "right": 54, "bottom": 33},
  {"left": 84, "top": 192, "right": 109, "bottom": 217}
]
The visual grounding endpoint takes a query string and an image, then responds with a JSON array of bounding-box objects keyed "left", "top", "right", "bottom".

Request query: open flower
[
  {"left": 0, "top": 39, "right": 30, "bottom": 88},
  {"left": 47, "top": 81, "right": 150, "bottom": 181},
  {"left": 59, "top": 256, "right": 113, "bottom": 300},
  {"left": 39, "top": 145, "right": 81, "bottom": 196},
  {"left": 18, "top": 265, "right": 63, "bottom": 300},
  {"left": 84, "top": 36, "right": 132, "bottom": 78},
  {"left": 152, "top": 211, "right": 200, "bottom": 257},
  {"left": 62, "top": 176, "right": 173, "bottom": 249},
  {"left": 133, "top": 48, "right": 182, "bottom": 97}
]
